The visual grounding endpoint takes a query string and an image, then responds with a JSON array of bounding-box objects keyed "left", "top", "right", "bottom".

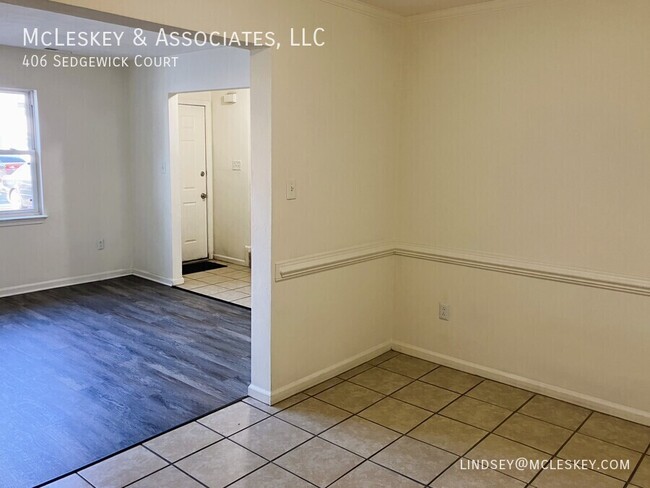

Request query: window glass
[
  {"left": 0, "top": 92, "right": 30, "bottom": 151},
  {"left": 0, "top": 155, "right": 34, "bottom": 211},
  {"left": 0, "top": 90, "right": 41, "bottom": 218}
]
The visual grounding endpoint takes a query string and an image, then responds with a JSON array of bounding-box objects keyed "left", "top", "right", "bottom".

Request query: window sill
[{"left": 0, "top": 214, "right": 48, "bottom": 227}]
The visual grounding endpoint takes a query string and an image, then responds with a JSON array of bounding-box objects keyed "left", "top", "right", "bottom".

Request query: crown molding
[
  {"left": 318, "top": 0, "right": 406, "bottom": 24},
  {"left": 407, "top": 0, "right": 541, "bottom": 25}
]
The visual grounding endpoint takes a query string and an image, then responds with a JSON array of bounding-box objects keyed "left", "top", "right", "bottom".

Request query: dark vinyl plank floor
[{"left": 0, "top": 276, "right": 251, "bottom": 488}]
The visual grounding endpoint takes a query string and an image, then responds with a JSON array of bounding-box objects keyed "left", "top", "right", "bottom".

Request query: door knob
[
  {"left": 200, "top": 171, "right": 205, "bottom": 177},
  {"left": 201, "top": 193, "right": 207, "bottom": 200}
]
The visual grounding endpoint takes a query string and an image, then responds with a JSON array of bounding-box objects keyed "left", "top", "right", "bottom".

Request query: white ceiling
[
  {"left": 0, "top": 3, "right": 216, "bottom": 57},
  {"left": 358, "top": 0, "right": 495, "bottom": 16}
]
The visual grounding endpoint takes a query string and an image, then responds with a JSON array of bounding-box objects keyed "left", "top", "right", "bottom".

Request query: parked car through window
[{"left": 0, "top": 89, "right": 44, "bottom": 219}]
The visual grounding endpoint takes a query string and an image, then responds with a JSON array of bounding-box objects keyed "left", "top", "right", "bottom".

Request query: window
[{"left": 0, "top": 89, "right": 44, "bottom": 221}]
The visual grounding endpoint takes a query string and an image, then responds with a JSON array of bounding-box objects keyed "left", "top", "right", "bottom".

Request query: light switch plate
[{"left": 287, "top": 179, "right": 297, "bottom": 200}]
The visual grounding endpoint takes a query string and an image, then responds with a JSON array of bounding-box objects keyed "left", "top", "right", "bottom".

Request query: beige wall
[
  {"left": 0, "top": 45, "right": 132, "bottom": 295},
  {"left": 53, "top": 0, "right": 403, "bottom": 397},
  {"left": 49, "top": 0, "right": 649, "bottom": 419},
  {"left": 128, "top": 48, "right": 250, "bottom": 284},
  {"left": 211, "top": 89, "right": 251, "bottom": 265},
  {"left": 397, "top": 0, "right": 650, "bottom": 418},
  {"left": 400, "top": 0, "right": 650, "bottom": 275}
]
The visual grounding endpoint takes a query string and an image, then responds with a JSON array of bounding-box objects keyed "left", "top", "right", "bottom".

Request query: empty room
[{"left": 0, "top": 0, "right": 648, "bottom": 487}]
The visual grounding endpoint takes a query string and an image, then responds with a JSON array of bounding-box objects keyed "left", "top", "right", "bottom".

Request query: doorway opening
[
  {"left": 0, "top": 1, "right": 272, "bottom": 484},
  {"left": 174, "top": 89, "right": 252, "bottom": 308}
]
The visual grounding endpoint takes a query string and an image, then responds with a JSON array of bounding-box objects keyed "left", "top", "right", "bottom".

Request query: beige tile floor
[
  {"left": 178, "top": 262, "right": 251, "bottom": 308},
  {"left": 45, "top": 351, "right": 650, "bottom": 488}
]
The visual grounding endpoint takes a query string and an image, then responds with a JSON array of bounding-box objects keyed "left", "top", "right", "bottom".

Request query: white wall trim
[
  {"left": 0, "top": 269, "right": 132, "bottom": 298},
  {"left": 323, "top": 0, "right": 540, "bottom": 25},
  {"left": 408, "top": 0, "right": 541, "bottom": 25},
  {"left": 319, "top": 0, "right": 404, "bottom": 23},
  {"left": 275, "top": 242, "right": 394, "bottom": 282},
  {"left": 393, "top": 341, "right": 650, "bottom": 426},
  {"left": 256, "top": 338, "right": 649, "bottom": 425},
  {"left": 248, "top": 47, "right": 273, "bottom": 399},
  {"left": 0, "top": 268, "right": 185, "bottom": 299},
  {"left": 6, "top": 261, "right": 645, "bottom": 426},
  {"left": 212, "top": 253, "right": 247, "bottom": 266},
  {"left": 247, "top": 384, "right": 271, "bottom": 405},
  {"left": 132, "top": 269, "right": 182, "bottom": 286},
  {"left": 267, "top": 341, "right": 392, "bottom": 404},
  {"left": 395, "top": 243, "right": 650, "bottom": 297},
  {"left": 275, "top": 241, "right": 650, "bottom": 296}
]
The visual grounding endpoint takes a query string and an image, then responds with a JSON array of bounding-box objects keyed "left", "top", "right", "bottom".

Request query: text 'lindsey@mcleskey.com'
[{"left": 460, "top": 458, "right": 631, "bottom": 472}]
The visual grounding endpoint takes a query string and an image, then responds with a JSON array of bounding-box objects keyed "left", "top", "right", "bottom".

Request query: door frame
[
  {"left": 178, "top": 97, "right": 214, "bottom": 262},
  {"left": 168, "top": 48, "right": 273, "bottom": 403}
]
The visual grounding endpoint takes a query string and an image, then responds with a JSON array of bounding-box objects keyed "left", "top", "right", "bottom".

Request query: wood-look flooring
[{"left": 0, "top": 276, "right": 251, "bottom": 488}]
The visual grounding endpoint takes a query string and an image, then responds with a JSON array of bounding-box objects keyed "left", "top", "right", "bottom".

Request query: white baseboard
[
  {"left": 255, "top": 338, "right": 649, "bottom": 424},
  {"left": 393, "top": 341, "right": 650, "bottom": 427},
  {"left": 267, "top": 341, "right": 393, "bottom": 404},
  {"left": 212, "top": 254, "right": 247, "bottom": 266},
  {"left": 247, "top": 384, "right": 272, "bottom": 405},
  {"left": 132, "top": 269, "right": 179, "bottom": 286},
  {"left": 5, "top": 266, "right": 644, "bottom": 427},
  {"left": 0, "top": 269, "right": 132, "bottom": 298}
]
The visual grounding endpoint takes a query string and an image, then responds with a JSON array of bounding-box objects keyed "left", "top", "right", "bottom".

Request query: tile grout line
[
  {"left": 178, "top": 452, "right": 268, "bottom": 488},
  {"left": 270, "top": 354, "right": 577, "bottom": 487},
  {"left": 239, "top": 390, "right": 647, "bottom": 486},
  {"left": 317, "top": 359, "right": 467, "bottom": 486},
  {"left": 190, "top": 356, "right": 641, "bottom": 487},
  {"left": 179, "top": 264, "right": 252, "bottom": 307},
  {"left": 174, "top": 285, "right": 251, "bottom": 310},
  {"left": 66, "top": 351, "right": 647, "bottom": 488},
  {"left": 427, "top": 391, "right": 539, "bottom": 486},
  {"left": 241, "top": 360, "right": 432, "bottom": 486},
  {"left": 75, "top": 472, "right": 97, "bottom": 488},
  {"left": 414, "top": 373, "right": 639, "bottom": 455},
  {"left": 623, "top": 440, "right": 649, "bottom": 488},
  {"left": 523, "top": 408, "right": 594, "bottom": 488},
  {"left": 119, "top": 446, "right": 202, "bottom": 488},
  {"left": 41, "top": 397, "right": 246, "bottom": 488},
  {"left": 184, "top": 402, "right": 327, "bottom": 488},
  {"left": 228, "top": 421, "right": 315, "bottom": 462},
  {"left": 240, "top": 364, "right": 647, "bottom": 488},
  {"left": 80, "top": 435, "right": 217, "bottom": 488},
  {"left": 227, "top": 424, "right": 350, "bottom": 487},
  {"left": 547, "top": 411, "right": 645, "bottom": 486},
  {"left": 357, "top": 360, "right": 549, "bottom": 417},
  {"left": 169, "top": 436, "right": 277, "bottom": 488},
  {"left": 118, "top": 406, "right": 270, "bottom": 485},
  {"left": 226, "top": 462, "right": 320, "bottom": 488},
  {"left": 186, "top": 405, "right": 323, "bottom": 487}
]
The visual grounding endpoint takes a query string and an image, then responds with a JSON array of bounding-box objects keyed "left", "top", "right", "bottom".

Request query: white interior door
[{"left": 180, "top": 104, "right": 209, "bottom": 262}]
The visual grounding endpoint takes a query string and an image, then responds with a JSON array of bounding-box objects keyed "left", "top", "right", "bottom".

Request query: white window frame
[{"left": 0, "top": 88, "right": 46, "bottom": 224}]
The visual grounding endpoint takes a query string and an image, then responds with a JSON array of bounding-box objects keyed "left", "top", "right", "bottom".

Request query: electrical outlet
[
  {"left": 97, "top": 239, "right": 105, "bottom": 251},
  {"left": 232, "top": 160, "right": 242, "bottom": 171},
  {"left": 439, "top": 303, "right": 450, "bottom": 321}
]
